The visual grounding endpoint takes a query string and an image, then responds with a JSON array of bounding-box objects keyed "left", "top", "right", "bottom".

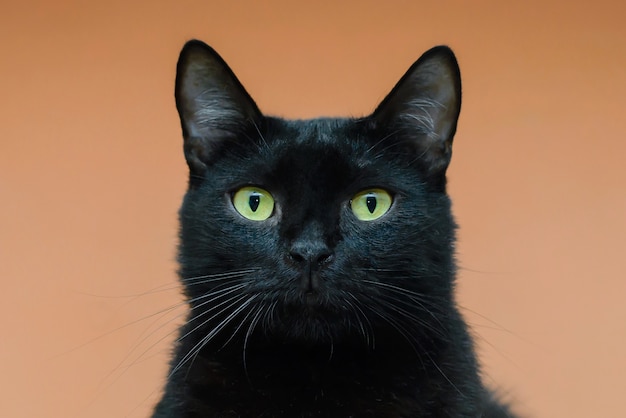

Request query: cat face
[{"left": 175, "top": 41, "right": 461, "bottom": 346}]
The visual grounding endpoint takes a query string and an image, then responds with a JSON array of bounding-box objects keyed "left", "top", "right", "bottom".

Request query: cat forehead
[
  {"left": 259, "top": 119, "right": 371, "bottom": 174},
  {"left": 209, "top": 116, "right": 412, "bottom": 194},
  {"left": 277, "top": 117, "right": 357, "bottom": 144}
]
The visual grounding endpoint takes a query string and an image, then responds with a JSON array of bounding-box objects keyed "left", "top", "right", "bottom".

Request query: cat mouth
[
  {"left": 280, "top": 291, "right": 333, "bottom": 315},
  {"left": 305, "top": 292, "right": 318, "bottom": 307}
]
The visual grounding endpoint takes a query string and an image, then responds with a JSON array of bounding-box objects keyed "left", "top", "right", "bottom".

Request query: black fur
[{"left": 152, "top": 40, "right": 515, "bottom": 417}]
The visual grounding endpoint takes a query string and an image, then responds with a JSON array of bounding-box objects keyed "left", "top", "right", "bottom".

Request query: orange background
[{"left": 2, "top": 1, "right": 625, "bottom": 417}]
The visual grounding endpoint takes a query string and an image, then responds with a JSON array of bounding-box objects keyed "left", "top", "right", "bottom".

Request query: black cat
[{"left": 152, "top": 40, "right": 515, "bottom": 417}]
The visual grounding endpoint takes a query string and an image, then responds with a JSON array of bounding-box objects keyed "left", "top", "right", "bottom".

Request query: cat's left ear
[
  {"left": 175, "top": 40, "right": 262, "bottom": 176},
  {"left": 371, "top": 46, "right": 461, "bottom": 181}
]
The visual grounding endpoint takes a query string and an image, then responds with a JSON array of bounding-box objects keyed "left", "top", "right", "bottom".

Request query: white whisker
[
  {"left": 170, "top": 295, "right": 257, "bottom": 378},
  {"left": 242, "top": 304, "right": 266, "bottom": 380}
]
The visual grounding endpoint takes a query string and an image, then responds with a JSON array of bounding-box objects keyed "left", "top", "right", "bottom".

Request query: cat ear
[
  {"left": 371, "top": 46, "right": 461, "bottom": 180},
  {"left": 175, "top": 40, "right": 262, "bottom": 175}
]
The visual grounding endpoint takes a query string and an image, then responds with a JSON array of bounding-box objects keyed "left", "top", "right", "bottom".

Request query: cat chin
[
  {"left": 267, "top": 308, "right": 353, "bottom": 345},
  {"left": 271, "top": 326, "right": 334, "bottom": 345}
]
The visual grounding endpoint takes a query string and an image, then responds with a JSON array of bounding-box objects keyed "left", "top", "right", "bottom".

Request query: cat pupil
[
  {"left": 366, "top": 196, "right": 377, "bottom": 213},
  {"left": 249, "top": 194, "right": 260, "bottom": 212}
]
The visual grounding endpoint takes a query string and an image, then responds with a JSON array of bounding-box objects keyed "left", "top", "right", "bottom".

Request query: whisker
[
  {"left": 361, "top": 279, "right": 446, "bottom": 310},
  {"left": 52, "top": 296, "right": 188, "bottom": 359},
  {"left": 366, "top": 304, "right": 422, "bottom": 359},
  {"left": 457, "top": 304, "right": 518, "bottom": 336},
  {"left": 369, "top": 137, "right": 413, "bottom": 159},
  {"left": 366, "top": 300, "right": 462, "bottom": 397},
  {"left": 181, "top": 268, "right": 259, "bottom": 284},
  {"left": 365, "top": 290, "right": 467, "bottom": 399},
  {"left": 343, "top": 292, "right": 375, "bottom": 349},
  {"left": 250, "top": 119, "right": 270, "bottom": 151},
  {"left": 361, "top": 277, "right": 444, "bottom": 298},
  {"left": 261, "top": 300, "right": 278, "bottom": 333},
  {"left": 170, "top": 295, "right": 257, "bottom": 378},
  {"left": 374, "top": 293, "right": 447, "bottom": 340},
  {"left": 365, "top": 131, "right": 399, "bottom": 154},
  {"left": 124, "top": 285, "right": 250, "bottom": 366},
  {"left": 94, "top": 301, "right": 186, "bottom": 389},
  {"left": 72, "top": 281, "right": 180, "bottom": 299},
  {"left": 422, "top": 349, "right": 465, "bottom": 398},
  {"left": 242, "top": 304, "right": 266, "bottom": 380},
  {"left": 218, "top": 297, "right": 261, "bottom": 351},
  {"left": 374, "top": 287, "right": 449, "bottom": 327},
  {"left": 96, "top": 283, "right": 251, "bottom": 393},
  {"left": 186, "top": 282, "right": 248, "bottom": 307},
  {"left": 178, "top": 288, "right": 248, "bottom": 343}
]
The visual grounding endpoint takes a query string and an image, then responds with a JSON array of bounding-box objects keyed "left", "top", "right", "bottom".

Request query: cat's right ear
[{"left": 175, "top": 40, "right": 262, "bottom": 176}]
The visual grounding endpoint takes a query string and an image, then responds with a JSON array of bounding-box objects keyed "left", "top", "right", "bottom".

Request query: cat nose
[
  {"left": 287, "top": 242, "right": 334, "bottom": 267},
  {"left": 287, "top": 242, "right": 333, "bottom": 294}
]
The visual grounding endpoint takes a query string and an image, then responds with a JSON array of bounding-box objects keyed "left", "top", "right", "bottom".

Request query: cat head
[{"left": 174, "top": 40, "right": 461, "bottom": 346}]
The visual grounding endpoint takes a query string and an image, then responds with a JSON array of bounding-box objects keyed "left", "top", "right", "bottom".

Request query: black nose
[
  {"left": 287, "top": 241, "right": 334, "bottom": 267},
  {"left": 284, "top": 220, "right": 335, "bottom": 294},
  {"left": 286, "top": 241, "right": 334, "bottom": 294}
]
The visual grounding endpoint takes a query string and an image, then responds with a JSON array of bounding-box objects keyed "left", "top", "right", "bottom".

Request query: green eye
[
  {"left": 351, "top": 189, "right": 392, "bottom": 221},
  {"left": 232, "top": 186, "right": 275, "bottom": 221}
]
